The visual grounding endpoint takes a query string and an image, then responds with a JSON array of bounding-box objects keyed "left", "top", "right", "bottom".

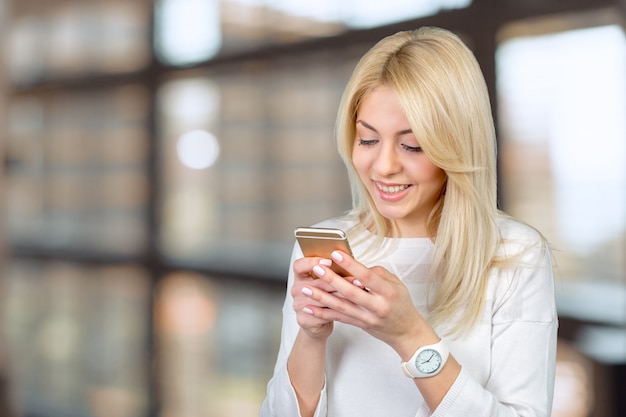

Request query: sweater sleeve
[
  {"left": 417, "top": 230, "right": 558, "bottom": 417},
  {"left": 259, "top": 244, "right": 328, "bottom": 417}
]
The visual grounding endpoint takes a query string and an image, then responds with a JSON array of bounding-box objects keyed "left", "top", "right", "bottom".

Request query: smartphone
[{"left": 294, "top": 227, "right": 353, "bottom": 277}]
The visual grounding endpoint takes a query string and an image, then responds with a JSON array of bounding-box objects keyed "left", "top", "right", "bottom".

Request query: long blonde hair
[{"left": 336, "top": 27, "right": 499, "bottom": 333}]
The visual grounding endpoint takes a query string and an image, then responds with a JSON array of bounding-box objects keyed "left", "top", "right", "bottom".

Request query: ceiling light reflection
[{"left": 176, "top": 129, "right": 220, "bottom": 169}]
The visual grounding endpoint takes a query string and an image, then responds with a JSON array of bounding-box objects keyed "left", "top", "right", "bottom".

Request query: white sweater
[{"left": 260, "top": 216, "right": 558, "bottom": 417}]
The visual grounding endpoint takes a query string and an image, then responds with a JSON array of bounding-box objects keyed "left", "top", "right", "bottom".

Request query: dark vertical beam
[
  {"left": 144, "top": 1, "right": 162, "bottom": 417},
  {"left": 615, "top": 0, "right": 626, "bottom": 409},
  {"left": 466, "top": 1, "right": 502, "bottom": 208},
  {"left": 618, "top": 3, "right": 626, "bottom": 413}
]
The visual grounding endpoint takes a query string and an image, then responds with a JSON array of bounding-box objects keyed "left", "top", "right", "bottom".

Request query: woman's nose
[{"left": 373, "top": 143, "right": 401, "bottom": 175}]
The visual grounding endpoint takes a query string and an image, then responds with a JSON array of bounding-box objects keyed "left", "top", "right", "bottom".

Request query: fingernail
[
  {"left": 319, "top": 258, "right": 332, "bottom": 267},
  {"left": 301, "top": 287, "right": 313, "bottom": 296},
  {"left": 353, "top": 279, "right": 364, "bottom": 288},
  {"left": 312, "top": 265, "right": 325, "bottom": 277},
  {"left": 331, "top": 251, "right": 343, "bottom": 262},
  {"left": 303, "top": 307, "right": 313, "bottom": 315}
]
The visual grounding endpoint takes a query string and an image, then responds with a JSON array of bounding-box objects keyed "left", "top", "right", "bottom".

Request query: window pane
[
  {"left": 7, "top": 0, "right": 150, "bottom": 83},
  {"left": 0, "top": 261, "right": 150, "bottom": 417},
  {"left": 154, "top": 0, "right": 222, "bottom": 66},
  {"left": 497, "top": 23, "right": 626, "bottom": 367},
  {"left": 5, "top": 86, "right": 150, "bottom": 254},
  {"left": 158, "top": 52, "right": 356, "bottom": 274},
  {"left": 154, "top": 0, "right": 473, "bottom": 65},
  {"left": 342, "top": 0, "right": 472, "bottom": 28},
  {"left": 154, "top": 272, "right": 284, "bottom": 416},
  {"left": 497, "top": 25, "right": 626, "bottom": 282}
]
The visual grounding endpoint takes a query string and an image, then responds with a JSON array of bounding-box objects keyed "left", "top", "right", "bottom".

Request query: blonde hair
[{"left": 336, "top": 27, "right": 499, "bottom": 334}]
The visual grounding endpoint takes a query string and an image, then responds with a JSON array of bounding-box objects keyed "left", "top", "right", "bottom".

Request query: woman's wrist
[
  {"left": 301, "top": 325, "right": 332, "bottom": 342},
  {"left": 397, "top": 335, "right": 442, "bottom": 361},
  {"left": 394, "top": 319, "right": 440, "bottom": 361}
]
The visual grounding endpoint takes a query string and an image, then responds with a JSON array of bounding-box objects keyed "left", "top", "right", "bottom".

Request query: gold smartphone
[{"left": 294, "top": 226, "right": 353, "bottom": 277}]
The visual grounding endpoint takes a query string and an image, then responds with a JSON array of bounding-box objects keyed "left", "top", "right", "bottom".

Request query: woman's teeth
[{"left": 377, "top": 183, "right": 410, "bottom": 194}]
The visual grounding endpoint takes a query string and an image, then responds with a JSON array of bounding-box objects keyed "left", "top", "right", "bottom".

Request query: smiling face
[{"left": 352, "top": 85, "right": 447, "bottom": 237}]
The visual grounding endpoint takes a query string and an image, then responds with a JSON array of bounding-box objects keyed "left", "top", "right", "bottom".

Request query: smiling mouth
[{"left": 375, "top": 182, "right": 411, "bottom": 194}]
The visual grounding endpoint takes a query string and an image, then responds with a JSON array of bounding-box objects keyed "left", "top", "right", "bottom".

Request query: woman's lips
[{"left": 374, "top": 181, "right": 412, "bottom": 201}]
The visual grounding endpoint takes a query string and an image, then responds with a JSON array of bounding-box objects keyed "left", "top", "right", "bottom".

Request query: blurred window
[
  {"left": 496, "top": 18, "right": 626, "bottom": 372},
  {"left": 0, "top": 261, "right": 150, "bottom": 417},
  {"left": 154, "top": 0, "right": 222, "bottom": 66},
  {"left": 497, "top": 23, "right": 626, "bottom": 285},
  {"left": 5, "top": 86, "right": 149, "bottom": 254},
  {"left": 154, "top": 271, "right": 284, "bottom": 415},
  {"left": 157, "top": 57, "right": 355, "bottom": 274},
  {"left": 154, "top": 0, "right": 473, "bottom": 65},
  {"left": 7, "top": 1, "right": 150, "bottom": 84},
  {"left": 3, "top": 1, "right": 624, "bottom": 417}
]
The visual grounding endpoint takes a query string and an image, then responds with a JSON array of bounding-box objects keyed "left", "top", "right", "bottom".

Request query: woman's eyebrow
[
  {"left": 356, "top": 120, "right": 413, "bottom": 136},
  {"left": 356, "top": 120, "right": 378, "bottom": 133}
]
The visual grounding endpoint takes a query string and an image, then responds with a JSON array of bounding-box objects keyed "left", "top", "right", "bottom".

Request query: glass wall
[
  {"left": 2, "top": 1, "right": 154, "bottom": 416},
  {"left": 497, "top": 18, "right": 626, "bottom": 335},
  {"left": 1, "top": 261, "right": 150, "bottom": 417},
  {"left": 6, "top": 86, "right": 149, "bottom": 254},
  {"left": 1, "top": 1, "right": 624, "bottom": 417},
  {"left": 7, "top": 0, "right": 150, "bottom": 85},
  {"left": 154, "top": 0, "right": 473, "bottom": 65},
  {"left": 154, "top": 272, "right": 284, "bottom": 416},
  {"left": 496, "top": 11, "right": 626, "bottom": 417},
  {"left": 157, "top": 60, "right": 354, "bottom": 272}
]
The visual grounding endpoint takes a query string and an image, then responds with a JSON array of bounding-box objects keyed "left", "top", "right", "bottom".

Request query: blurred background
[{"left": 0, "top": 0, "right": 624, "bottom": 416}]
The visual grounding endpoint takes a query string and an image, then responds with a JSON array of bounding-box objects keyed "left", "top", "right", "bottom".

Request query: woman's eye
[
  {"left": 402, "top": 144, "right": 422, "bottom": 153},
  {"left": 358, "top": 138, "right": 378, "bottom": 146}
]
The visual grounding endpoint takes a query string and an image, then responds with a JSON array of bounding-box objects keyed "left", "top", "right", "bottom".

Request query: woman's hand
[
  {"left": 301, "top": 250, "right": 437, "bottom": 358},
  {"left": 293, "top": 251, "right": 460, "bottom": 413},
  {"left": 291, "top": 256, "right": 338, "bottom": 341}
]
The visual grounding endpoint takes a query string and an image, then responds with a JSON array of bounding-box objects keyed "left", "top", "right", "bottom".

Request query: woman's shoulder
[
  {"left": 497, "top": 213, "right": 546, "bottom": 244},
  {"left": 496, "top": 213, "right": 550, "bottom": 261},
  {"left": 491, "top": 215, "right": 556, "bottom": 324}
]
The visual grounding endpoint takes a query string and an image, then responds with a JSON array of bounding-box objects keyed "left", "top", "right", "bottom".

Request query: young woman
[{"left": 260, "top": 26, "right": 557, "bottom": 417}]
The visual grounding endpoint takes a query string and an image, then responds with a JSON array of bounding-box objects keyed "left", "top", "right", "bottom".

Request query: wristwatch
[{"left": 401, "top": 339, "right": 449, "bottom": 378}]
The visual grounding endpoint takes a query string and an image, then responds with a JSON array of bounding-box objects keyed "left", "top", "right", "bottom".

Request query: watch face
[{"left": 415, "top": 348, "right": 442, "bottom": 374}]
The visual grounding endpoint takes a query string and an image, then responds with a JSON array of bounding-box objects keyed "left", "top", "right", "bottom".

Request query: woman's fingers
[
  {"left": 291, "top": 256, "right": 342, "bottom": 336},
  {"left": 304, "top": 251, "right": 425, "bottom": 349},
  {"left": 299, "top": 285, "right": 369, "bottom": 329},
  {"left": 301, "top": 264, "right": 375, "bottom": 327},
  {"left": 331, "top": 250, "right": 380, "bottom": 291},
  {"left": 292, "top": 253, "right": 405, "bottom": 333}
]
